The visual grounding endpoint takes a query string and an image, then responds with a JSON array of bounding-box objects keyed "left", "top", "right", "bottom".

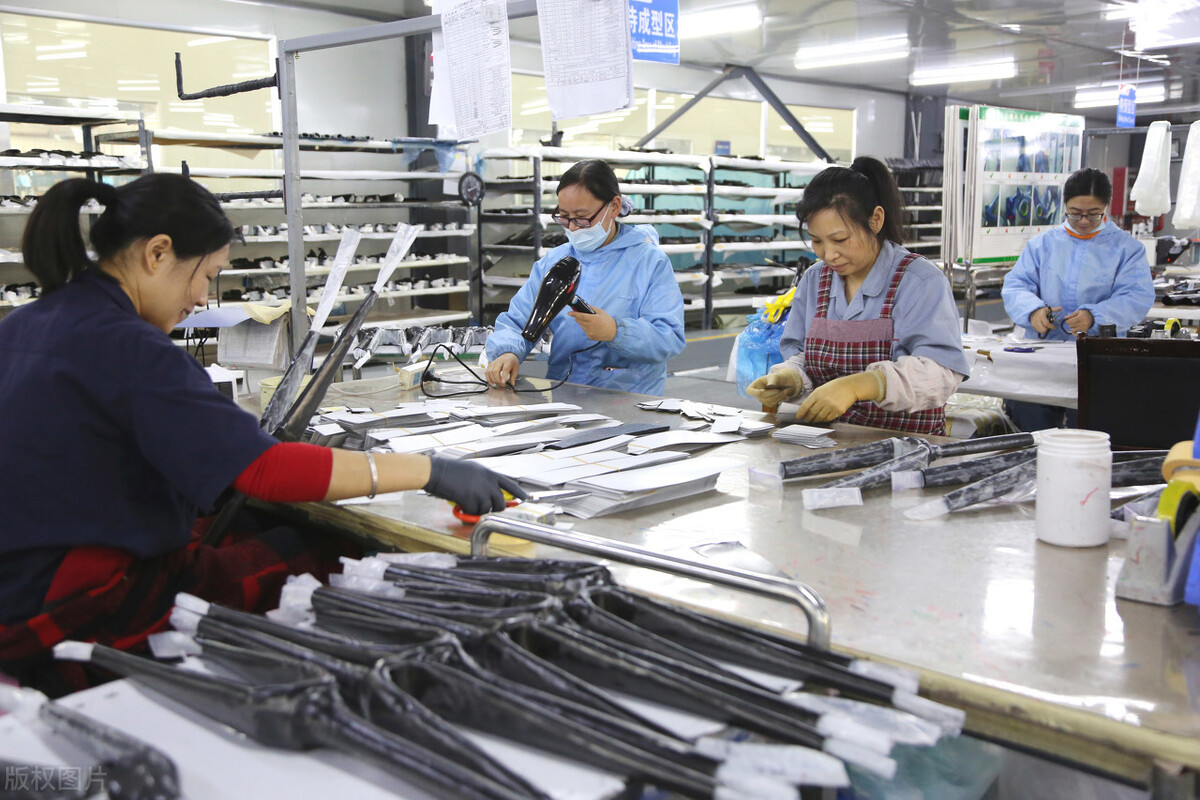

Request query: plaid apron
[
  {"left": 0, "top": 512, "right": 357, "bottom": 697},
  {"left": 804, "top": 254, "right": 947, "bottom": 435}
]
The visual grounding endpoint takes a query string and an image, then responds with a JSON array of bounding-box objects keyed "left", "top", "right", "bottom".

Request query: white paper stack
[
  {"left": 638, "top": 398, "right": 748, "bottom": 421},
  {"left": 772, "top": 425, "right": 837, "bottom": 448},
  {"left": 625, "top": 430, "right": 744, "bottom": 455},
  {"left": 520, "top": 450, "right": 689, "bottom": 488},
  {"left": 710, "top": 417, "right": 775, "bottom": 437},
  {"left": 438, "top": 429, "right": 576, "bottom": 459},
  {"left": 386, "top": 423, "right": 494, "bottom": 454},
  {"left": 551, "top": 413, "right": 615, "bottom": 427},
  {"left": 307, "top": 422, "right": 349, "bottom": 447},
  {"left": 475, "top": 436, "right": 637, "bottom": 479},
  {"left": 449, "top": 402, "right": 583, "bottom": 425},
  {"left": 558, "top": 457, "right": 741, "bottom": 519},
  {"left": 320, "top": 406, "right": 456, "bottom": 432},
  {"left": 365, "top": 419, "right": 476, "bottom": 448}
]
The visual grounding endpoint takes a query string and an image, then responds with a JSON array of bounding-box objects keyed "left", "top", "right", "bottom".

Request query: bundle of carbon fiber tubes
[{"left": 4, "top": 554, "right": 969, "bottom": 800}]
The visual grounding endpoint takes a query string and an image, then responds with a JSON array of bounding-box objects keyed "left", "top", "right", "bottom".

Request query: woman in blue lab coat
[
  {"left": 1001, "top": 168, "right": 1155, "bottom": 430},
  {"left": 484, "top": 159, "right": 686, "bottom": 395},
  {"left": 0, "top": 174, "right": 518, "bottom": 694}
]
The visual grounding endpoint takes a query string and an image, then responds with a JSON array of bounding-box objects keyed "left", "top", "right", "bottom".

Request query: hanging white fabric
[
  {"left": 1173, "top": 120, "right": 1200, "bottom": 228},
  {"left": 1130, "top": 120, "right": 1173, "bottom": 217}
]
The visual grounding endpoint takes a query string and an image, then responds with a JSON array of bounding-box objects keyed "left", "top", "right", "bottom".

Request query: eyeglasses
[
  {"left": 1065, "top": 211, "right": 1105, "bottom": 222},
  {"left": 550, "top": 204, "right": 607, "bottom": 229}
]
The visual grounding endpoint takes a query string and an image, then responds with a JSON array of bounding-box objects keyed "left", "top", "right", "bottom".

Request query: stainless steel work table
[{"left": 268, "top": 373, "right": 1200, "bottom": 793}]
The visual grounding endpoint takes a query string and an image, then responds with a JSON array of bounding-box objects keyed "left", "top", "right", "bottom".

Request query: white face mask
[{"left": 566, "top": 206, "right": 612, "bottom": 253}]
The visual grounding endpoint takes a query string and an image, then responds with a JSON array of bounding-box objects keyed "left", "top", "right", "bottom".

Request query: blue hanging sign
[
  {"left": 714, "top": 140, "right": 731, "bottom": 155},
  {"left": 1116, "top": 84, "right": 1137, "bottom": 128},
  {"left": 629, "top": 0, "right": 679, "bottom": 65}
]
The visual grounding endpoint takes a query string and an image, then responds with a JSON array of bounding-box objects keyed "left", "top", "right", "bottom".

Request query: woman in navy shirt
[{"left": 0, "top": 174, "right": 519, "bottom": 693}]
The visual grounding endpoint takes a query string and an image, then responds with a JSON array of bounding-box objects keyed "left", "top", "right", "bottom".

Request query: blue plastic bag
[{"left": 735, "top": 313, "right": 786, "bottom": 397}]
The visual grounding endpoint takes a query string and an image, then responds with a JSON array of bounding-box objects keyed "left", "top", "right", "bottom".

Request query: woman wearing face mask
[
  {"left": 746, "top": 157, "right": 969, "bottom": 433},
  {"left": 484, "top": 159, "right": 685, "bottom": 395},
  {"left": 1001, "top": 168, "right": 1154, "bottom": 430}
]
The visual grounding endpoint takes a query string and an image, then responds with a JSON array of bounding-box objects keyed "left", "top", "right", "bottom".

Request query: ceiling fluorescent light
[
  {"left": 910, "top": 57, "right": 1016, "bottom": 86},
  {"left": 680, "top": 4, "right": 762, "bottom": 40},
  {"left": 35, "top": 40, "right": 87, "bottom": 52},
  {"left": 794, "top": 35, "right": 909, "bottom": 70},
  {"left": 1118, "top": 48, "right": 1170, "bottom": 66},
  {"left": 187, "top": 36, "right": 234, "bottom": 47},
  {"left": 1073, "top": 82, "right": 1166, "bottom": 108},
  {"left": 1104, "top": 3, "right": 1139, "bottom": 21},
  {"left": 35, "top": 51, "right": 86, "bottom": 61}
]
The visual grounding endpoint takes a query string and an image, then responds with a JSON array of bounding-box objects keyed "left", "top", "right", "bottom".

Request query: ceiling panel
[{"left": 215, "top": 0, "right": 1200, "bottom": 121}]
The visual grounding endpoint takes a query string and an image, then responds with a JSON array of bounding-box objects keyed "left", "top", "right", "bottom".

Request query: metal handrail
[{"left": 471, "top": 517, "right": 832, "bottom": 650}]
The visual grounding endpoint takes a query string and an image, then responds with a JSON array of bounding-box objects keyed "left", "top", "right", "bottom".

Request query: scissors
[
  {"left": 453, "top": 499, "right": 520, "bottom": 525},
  {"left": 1036, "top": 306, "right": 1063, "bottom": 339},
  {"left": 451, "top": 489, "right": 586, "bottom": 525}
]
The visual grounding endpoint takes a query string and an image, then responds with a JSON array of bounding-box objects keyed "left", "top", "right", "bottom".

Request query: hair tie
[
  {"left": 619, "top": 196, "right": 634, "bottom": 216},
  {"left": 93, "top": 183, "right": 119, "bottom": 207}
]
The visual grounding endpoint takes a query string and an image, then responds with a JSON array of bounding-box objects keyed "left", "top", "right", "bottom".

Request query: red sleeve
[{"left": 232, "top": 442, "right": 333, "bottom": 502}]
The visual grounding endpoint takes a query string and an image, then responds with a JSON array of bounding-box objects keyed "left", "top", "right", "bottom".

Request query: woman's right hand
[
  {"left": 424, "top": 456, "right": 528, "bottom": 516},
  {"left": 1030, "top": 305, "right": 1061, "bottom": 335},
  {"left": 746, "top": 368, "right": 804, "bottom": 407},
  {"left": 485, "top": 352, "right": 520, "bottom": 389}
]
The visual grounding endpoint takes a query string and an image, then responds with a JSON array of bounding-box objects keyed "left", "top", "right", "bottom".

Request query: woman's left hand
[
  {"left": 1063, "top": 309, "right": 1094, "bottom": 335},
  {"left": 570, "top": 306, "right": 618, "bottom": 342}
]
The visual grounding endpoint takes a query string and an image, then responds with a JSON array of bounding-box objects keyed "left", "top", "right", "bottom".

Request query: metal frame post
[
  {"left": 275, "top": 0, "right": 539, "bottom": 351},
  {"left": 471, "top": 516, "right": 832, "bottom": 650},
  {"left": 278, "top": 50, "right": 307, "bottom": 349},
  {"left": 634, "top": 65, "right": 835, "bottom": 164}
]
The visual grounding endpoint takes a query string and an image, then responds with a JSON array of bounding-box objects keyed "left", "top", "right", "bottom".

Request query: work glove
[
  {"left": 424, "top": 456, "right": 529, "bottom": 516},
  {"left": 746, "top": 368, "right": 805, "bottom": 407},
  {"left": 796, "top": 371, "right": 886, "bottom": 424}
]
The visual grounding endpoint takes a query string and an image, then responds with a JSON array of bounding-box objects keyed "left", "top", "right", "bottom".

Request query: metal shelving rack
[
  {"left": 273, "top": 0, "right": 540, "bottom": 350},
  {"left": 0, "top": 105, "right": 143, "bottom": 318},
  {"left": 95, "top": 127, "right": 479, "bottom": 332},
  {"left": 479, "top": 146, "right": 821, "bottom": 329}
]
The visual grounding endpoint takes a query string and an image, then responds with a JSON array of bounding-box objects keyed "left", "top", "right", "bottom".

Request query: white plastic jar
[{"left": 1035, "top": 430, "right": 1113, "bottom": 547}]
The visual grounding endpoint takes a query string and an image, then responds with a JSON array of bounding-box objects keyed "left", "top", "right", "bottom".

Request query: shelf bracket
[{"left": 175, "top": 52, "right": 279, "bottom": 101}]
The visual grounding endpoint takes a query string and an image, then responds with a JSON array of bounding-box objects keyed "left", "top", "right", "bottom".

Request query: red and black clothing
[{"left": 0, "top": 268, "right": 339, "bottom": 693}]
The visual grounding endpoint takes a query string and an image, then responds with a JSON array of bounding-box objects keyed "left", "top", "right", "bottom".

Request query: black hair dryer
[{"left": 521, "top": 255, "right": 595, "bottom": 341}]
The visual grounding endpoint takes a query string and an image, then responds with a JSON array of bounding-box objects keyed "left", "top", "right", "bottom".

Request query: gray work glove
[{"left": 424, "top": 456, "right": 529, "bottom": 516}]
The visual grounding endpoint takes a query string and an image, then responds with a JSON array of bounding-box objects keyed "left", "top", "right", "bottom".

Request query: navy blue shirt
[{"left": 0, "top": 269, "right": 276, "bottom": 621}]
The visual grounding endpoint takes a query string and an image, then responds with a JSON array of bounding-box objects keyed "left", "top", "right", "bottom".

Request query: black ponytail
[
  {"left": 23, "top": 173, "right": 233, "bottom": 293},
  {"left": 1063, "top": 168, "right": 1112, "bottom": 204},
  {"left": 796, "top": 156, "right": 907, "bottom": 245}
]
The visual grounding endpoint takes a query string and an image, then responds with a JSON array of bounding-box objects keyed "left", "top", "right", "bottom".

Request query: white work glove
[{"left": 746, "top": 368, "right": 805, "bottom": 407}]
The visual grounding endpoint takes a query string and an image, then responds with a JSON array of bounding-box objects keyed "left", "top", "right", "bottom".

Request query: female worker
[
  {"left": 1001, "top": 167, "right": 1154, "bottom": 430},
  {"left": 746, "top": 156, "right": 969, "bottom": 434},
  {"left": 0, "top": 174, "right": 520, "bottom": 693},
  {"left": 484, "top": 159, "right": 685, "bottom": 395}
]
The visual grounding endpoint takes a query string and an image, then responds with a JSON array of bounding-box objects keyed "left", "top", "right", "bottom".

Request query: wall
[
  {"left": 7, "top": 0, "right": 408, "bottom": 171},
  {"left": 507, "top": 41, "right": 907, "bottom": 160}
]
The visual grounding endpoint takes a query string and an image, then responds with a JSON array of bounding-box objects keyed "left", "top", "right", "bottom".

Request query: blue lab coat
[
  {"left": 486, "top": 223, "right": 686, "bottom": 395},
  {"left": 1002, "top": 222, "right": 1155, "bottom": 339},
  {"left": 0, "top": 269, "right": 277, "bottom": 621}
]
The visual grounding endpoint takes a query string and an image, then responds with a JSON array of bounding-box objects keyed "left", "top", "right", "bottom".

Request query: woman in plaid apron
[{"left": 747, "top": 157, "right": 969, "bottom": 434}]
